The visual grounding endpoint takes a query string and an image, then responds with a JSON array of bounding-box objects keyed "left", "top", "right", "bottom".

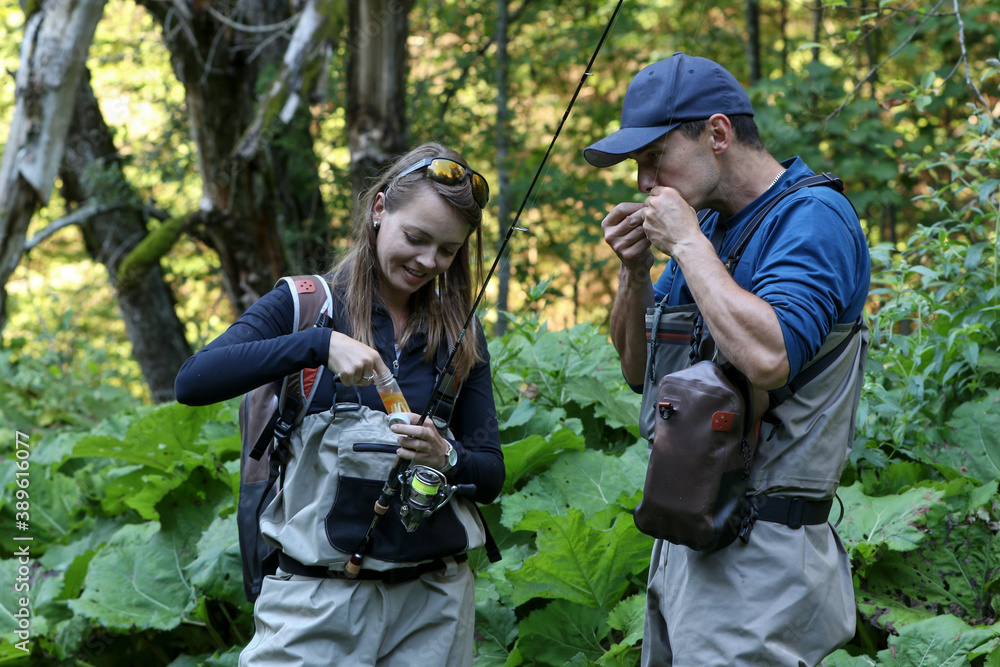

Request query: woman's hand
[
  {"left": 391, "top": 414, "right": 450, "bottom": 471},
  {"left": 327, "top": 331, "right": 387, "bottom": 386}
]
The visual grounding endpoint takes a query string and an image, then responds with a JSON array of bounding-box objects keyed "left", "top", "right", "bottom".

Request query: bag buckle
[
  {"left": 658, "top": 401, "right": 675, "bottom": 420},
  {"left": 738, "top": 498, "right": 759, "bottom": 543}
]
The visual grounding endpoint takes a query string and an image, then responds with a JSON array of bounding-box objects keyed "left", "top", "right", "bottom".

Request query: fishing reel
[{"left": 397, "top": 465, "right": 456, "bottom": 532}]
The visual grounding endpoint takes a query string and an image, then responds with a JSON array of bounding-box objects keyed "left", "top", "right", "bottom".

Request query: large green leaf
[
  {"left": 184, "top": 512, "right": 245, "bottom": 609},
  {"left": 68, "top": 467, "right": 231, "bottom": 631},
  {"left": 0, "top": 466, "right": 86, "bottom": 551},
  {"left": 596, "top": 593, "right": 646, "bottom": 667},
  {"left": 166, "top": 648, "right": 241, "bottom": 667},
  {"left": 562, "top": 374, "right": 641, "bottom": 431},
  {"left": 515, "top": 600, "right": 610, "bottom": 667},
  {"left": 157, "top": 466, "right": 235, "bottom": 562},
  {"left": 819, "top": 650, "right": 878, "bottom": 666},
  {"left": 38, "top": 516, "right": 119, "bottom": 572},
  {"left": 837, "top": 482, "right": 948, "bottom": 553},
  {"left": 501, "top": 441, "right": 648, "bottom": 532},
  {"left": 501, "top": 427, "right": 585, "bottom": 494},
  {"left": 506, "top": 509, "right": 652, "bottom": 611},
  {"left": 607, "top": 593, "right": 645, "bottom": 646},
  {"left": 0, "top": 558, "right": 50, "bottom": 655},
  {"left": 473, "top": 578, "right": 519, "bottom": 667},
  {"left": 98, "top": 464, "right": 188, "bottom": 520},
  {"left": 875, "top": 614, "right": 998, "bottom": 666},
  {"left": 860, "top": 521, "right": 1000, "bottom": 629},
  {"left": 68, "top": 522, "right": 197, "bottom": 631},
  {"left": 70, "top": 402, "right": 222, "bottom": 473},
  {"left": 915, "top": 390, "right": 1000, "bottom": 485}
]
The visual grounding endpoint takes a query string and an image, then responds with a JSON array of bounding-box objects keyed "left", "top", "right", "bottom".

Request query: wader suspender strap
[{"left": 672, "top": 176, "right": 855, "bottom": 538}]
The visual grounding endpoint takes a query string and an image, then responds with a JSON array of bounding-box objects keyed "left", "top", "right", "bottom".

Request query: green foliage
[
  {"left": 3, "top": 0, "right": 1000, "bottom": 664},
  {"left": 0, "top": 400, "right": 245, "bottom": 663},
  {"left": 856, "top": 111, "right": 1000, "bottom": 465},
  {"left": 0, "top": 333, "right": 137, "bottom": 441}
]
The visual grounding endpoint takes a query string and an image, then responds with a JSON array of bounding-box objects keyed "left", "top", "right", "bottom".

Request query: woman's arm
[
  {"left": 174, "top": 284, "right": 330, "bottom": 405},
  {"left": 445, "top": 329, "right": 505, "bottom": 505}
]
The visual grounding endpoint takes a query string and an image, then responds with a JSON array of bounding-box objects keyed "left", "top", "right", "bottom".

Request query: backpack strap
[{"left": 249, "top": 275, "right": 334, "bottom": 460}]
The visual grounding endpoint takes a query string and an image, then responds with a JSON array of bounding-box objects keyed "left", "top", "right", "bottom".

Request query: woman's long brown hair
[{"left": 327, "top": 143, "right": 486, "bottom": 379}]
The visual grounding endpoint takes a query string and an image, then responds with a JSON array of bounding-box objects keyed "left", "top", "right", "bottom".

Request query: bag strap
[
  {"left": 423, "top": 323, "right": 471, "bottom": 428},
  {"left": 724, "top": 172, "right": 845, "bottom": 274}
]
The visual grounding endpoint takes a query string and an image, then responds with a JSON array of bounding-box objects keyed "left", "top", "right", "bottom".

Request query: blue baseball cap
[{"left": 584, "top": 53, "right": 755, "bottom": 168}]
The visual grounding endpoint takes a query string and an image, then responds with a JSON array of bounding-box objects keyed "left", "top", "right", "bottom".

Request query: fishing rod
[{"left": 345, "top": 0, "right": 627, "bottom": 578}]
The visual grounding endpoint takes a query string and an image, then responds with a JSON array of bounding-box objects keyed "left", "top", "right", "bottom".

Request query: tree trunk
[
  {"left": 779, "top": 0, "right": 788, "bottom": 75},
  {"left": 745, "top": 0, "right": 762, "bottom": 84},
  {"left": 494, "top": 0, "right": 512, "bottom": 337},
  {"left": 59, "top": 70, "right": 192, "bottom": 403},
  {"left": 0, "top": 0, "right": 107, "bottom": 330},
  {"left": 346, "top": 0, "right": 412, "bottom": 194},
  {"left": 812, "top": 0, "right": 823, "bottom": 62},
  {"left": 137, "top": 0, "right": 328, "bottom": 313}
]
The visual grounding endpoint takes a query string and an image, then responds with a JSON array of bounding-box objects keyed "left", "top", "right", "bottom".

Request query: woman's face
[{"left": 373, "top": 185, "right": 471, "bottom": 309}]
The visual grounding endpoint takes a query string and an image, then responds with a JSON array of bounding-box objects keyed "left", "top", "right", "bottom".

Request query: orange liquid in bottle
[{"left": 376, "top": 389, "right": 410, "bottom": 415}]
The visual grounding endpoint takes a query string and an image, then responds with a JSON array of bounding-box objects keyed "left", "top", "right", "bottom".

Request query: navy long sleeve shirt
[{"left": 175, "top": 281, "right": 504, "bottom": 504}]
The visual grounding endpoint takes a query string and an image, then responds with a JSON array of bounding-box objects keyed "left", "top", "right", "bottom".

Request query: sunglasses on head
[{"left": 393, "top": 157, "right": 490, "bottom": 209}]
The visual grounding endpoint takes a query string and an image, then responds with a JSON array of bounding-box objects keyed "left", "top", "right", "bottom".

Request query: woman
[{"left": 175, "top": 143, "right": 504, "bottom": 666}]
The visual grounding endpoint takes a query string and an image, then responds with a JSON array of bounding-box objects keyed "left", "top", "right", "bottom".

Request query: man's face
[{"left": 629, "top": 130, "right": 716, "bottom": 209}]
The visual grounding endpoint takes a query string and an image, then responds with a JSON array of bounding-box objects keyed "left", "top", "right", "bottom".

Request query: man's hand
[
  {"left": 602, "top": 202, "right": 656, "bottom": 386},
  {"left": 642, "top": 186, "right": 702, "bottom": 256},
  {"left": 602, "top": 202, "right": 655, "bottom": 272}
]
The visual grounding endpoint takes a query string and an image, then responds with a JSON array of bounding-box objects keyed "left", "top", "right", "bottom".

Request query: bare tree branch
[
  {"left": 23, "top": 203, "right": 125, "bottom": 251},
  {"left": 205, "top": 5, "right": 300, "bottom": 33},
  {"left": 951, "top": 0, "right": 998, "bottom": 122},
  {"left": 0, "top": 0, "right": 107, "bottom": 329}
]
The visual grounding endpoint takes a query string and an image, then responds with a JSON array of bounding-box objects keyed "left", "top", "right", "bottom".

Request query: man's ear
[{"left": 705, "top": 114, "right": 733, "bottom": 155}]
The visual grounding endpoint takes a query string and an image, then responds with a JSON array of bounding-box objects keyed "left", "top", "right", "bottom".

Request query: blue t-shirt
[{"left": 653, "top": 157, "right": 870, "bottom": 381}]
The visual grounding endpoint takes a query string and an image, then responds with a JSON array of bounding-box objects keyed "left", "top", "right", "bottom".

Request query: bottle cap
[{"left": 388, "top": 412, "right": 410, "bottom": 427}]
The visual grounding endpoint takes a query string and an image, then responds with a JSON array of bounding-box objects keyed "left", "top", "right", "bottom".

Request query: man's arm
[
  {"left": 671, "top": 238, "right": 789, "bottom": 388},
  {"left": 642, "top": 188, "right": 790, "bottom": 389},
  {"left": 602, "top": 202, "right": 656, "bottom": 386}
]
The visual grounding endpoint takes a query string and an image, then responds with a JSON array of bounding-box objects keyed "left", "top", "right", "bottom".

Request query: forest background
[{"left": 1, "top": 0, "right": 999, "bottom": 665}]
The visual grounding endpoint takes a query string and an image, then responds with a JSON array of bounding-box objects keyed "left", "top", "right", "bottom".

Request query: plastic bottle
[{"left": 373, "top": 368, "right": 411, "bottom": 426}]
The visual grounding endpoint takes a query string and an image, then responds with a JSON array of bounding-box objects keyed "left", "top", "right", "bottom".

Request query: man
[{"left": 585, "top": 53, "right": 870, "bottom": 666}]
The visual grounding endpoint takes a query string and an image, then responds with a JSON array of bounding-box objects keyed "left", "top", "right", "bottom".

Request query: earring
[{"left": 373, "top": 219, "right": 380, "bottom": 229}]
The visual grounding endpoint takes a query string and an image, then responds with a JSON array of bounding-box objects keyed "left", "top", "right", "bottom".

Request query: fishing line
[{"left": 347, "top": 0, "right": 629, "bottom": 575}]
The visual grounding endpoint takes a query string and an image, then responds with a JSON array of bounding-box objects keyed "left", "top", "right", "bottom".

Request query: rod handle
[{"left": 345, "top": 553, "right": 362, "bottom": 579}]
